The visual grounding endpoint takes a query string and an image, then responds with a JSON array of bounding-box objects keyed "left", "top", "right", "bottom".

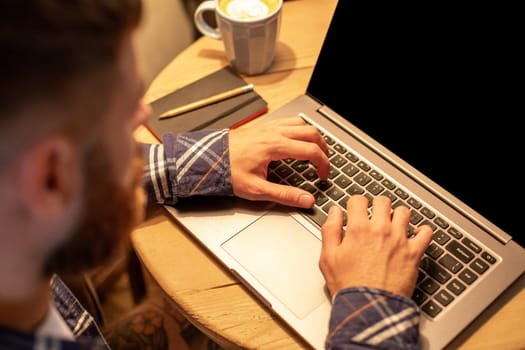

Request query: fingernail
[{"left": 299, "top": 194, "right": 313, "bottom": 208}]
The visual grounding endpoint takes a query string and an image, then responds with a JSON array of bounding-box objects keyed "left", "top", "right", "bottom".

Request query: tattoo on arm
[{"left": 103, "top": 294, "right": 190, "bottom": 350}]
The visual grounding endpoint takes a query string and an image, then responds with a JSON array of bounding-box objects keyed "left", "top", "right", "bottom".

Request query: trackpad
[{"left": 221, "top": 212, "right": 327, "bottom": 319}]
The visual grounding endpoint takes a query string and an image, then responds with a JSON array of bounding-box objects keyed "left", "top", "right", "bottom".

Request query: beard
[{"left": 43, "top": 140, "right": 146, "bottom": 277}]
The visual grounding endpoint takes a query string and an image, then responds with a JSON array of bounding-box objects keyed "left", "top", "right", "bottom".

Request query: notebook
[
  {"left": 145, "top": 66, "right": 268, "bottom": 139},
  {"left": 163, "top": 1, "right": 525, "bottom": 349}
]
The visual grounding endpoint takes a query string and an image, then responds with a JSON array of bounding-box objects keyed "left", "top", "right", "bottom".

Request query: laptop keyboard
[{"left": 267, "top": 125, "right": 497, "bottom": 319}]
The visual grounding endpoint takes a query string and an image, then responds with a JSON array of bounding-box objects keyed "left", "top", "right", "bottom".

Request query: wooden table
[{"left": 132, "top": 0, "right": 525, "bottom": 348}]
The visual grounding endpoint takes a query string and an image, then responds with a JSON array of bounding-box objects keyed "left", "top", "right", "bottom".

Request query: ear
[{"left": 17, "top": 137, "right": 81, "bottom": 220}]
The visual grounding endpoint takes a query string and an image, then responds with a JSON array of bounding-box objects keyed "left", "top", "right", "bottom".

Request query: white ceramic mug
[{"left": 194, "top": 0, "right": 282, "bottom": 75}]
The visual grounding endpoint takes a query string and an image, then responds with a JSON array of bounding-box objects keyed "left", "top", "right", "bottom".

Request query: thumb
[{"left": 259, "top": 180, "right": 316, "bottom": 208}]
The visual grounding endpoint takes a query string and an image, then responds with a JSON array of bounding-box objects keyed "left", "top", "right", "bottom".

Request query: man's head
[{"left": 0, "top": 0, "right": 151, "bottom": 299}]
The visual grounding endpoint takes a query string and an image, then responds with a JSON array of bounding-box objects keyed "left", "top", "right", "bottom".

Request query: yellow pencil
[{"left": 159, "top": 84, "right": 254, "bottom": 119}]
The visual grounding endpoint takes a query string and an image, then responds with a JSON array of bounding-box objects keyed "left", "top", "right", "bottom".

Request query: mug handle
[{"left": 194, "top": 1, "right": 222, "bottom": 40}]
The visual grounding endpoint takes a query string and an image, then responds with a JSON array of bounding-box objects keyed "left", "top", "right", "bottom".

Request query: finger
[
  {"left": 278, "top": 124, "right": 329, "bottom": 155},
  {"left": 321, "top": 206, "right": 344, "bottom": 250},
  {"left": 267, "top": 116, "right": 308, "bottom": 127},
  {"left": 269, "top": 138, "right": 330, "bottom": 180},
  {"left": 390, "top": 203, "right": 411, "bottom": 237},
  {"left": 319, "top": 206, "right": 344, "bottom": 296},
  {"left": 410, "top": 224, "right": 434, "bottom": 258},
  {"left": 370, "top": 195, "right": 393, "bottom": 226},
  {"left": 345, "top": 195, "right": 369, "bottom": 228},
  {"left": 250, "top": 179, "right": 316, "bottom": 208}
]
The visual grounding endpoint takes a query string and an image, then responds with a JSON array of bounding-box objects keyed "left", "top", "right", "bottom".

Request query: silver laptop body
[{"left": 165, "top": 1, "right": 525, "bottom": 349}]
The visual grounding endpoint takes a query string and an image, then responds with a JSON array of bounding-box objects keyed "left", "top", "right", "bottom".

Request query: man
[{"left": 0, "top": 1, "right": 433, "bottom": 350}]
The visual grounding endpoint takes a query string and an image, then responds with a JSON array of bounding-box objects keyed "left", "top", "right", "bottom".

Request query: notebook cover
[{"left": 145, "top": 66, "right": 268, "bottom": 142}]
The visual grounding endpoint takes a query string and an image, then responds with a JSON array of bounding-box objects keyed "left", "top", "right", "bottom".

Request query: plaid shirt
[
  {"left": 0, "top": 276, "right": 108, "bottom": 350},
  {"left": 143, "top": 130, "right": 233, "bottom": 206},
  {"left": 328, "top": 287, "right": 421, "bottom": 349},
  {"left": 0, "top": 130, "right": 421, "bottom": 349}
]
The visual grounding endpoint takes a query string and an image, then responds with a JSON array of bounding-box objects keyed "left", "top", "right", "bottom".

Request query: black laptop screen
[{"left": 307, "top": 0, "right": 522, "bottom": 244}]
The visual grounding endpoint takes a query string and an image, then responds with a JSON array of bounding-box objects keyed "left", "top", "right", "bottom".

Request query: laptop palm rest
[{"left": 221, "top": 212, "right": 327, "bottom": 319}]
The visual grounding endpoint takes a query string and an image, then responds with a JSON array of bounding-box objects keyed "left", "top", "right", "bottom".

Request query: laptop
[{"left": 163, "top": 0, "right": 525, "bottom": 349}]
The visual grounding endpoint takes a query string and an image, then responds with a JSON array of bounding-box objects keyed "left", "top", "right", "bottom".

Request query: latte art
[
  {"left": 196, "top": 0, "right": 282, "bottom": 74},
  {"left": 224, "top": 0, "right": 270, "bottom": 19}
]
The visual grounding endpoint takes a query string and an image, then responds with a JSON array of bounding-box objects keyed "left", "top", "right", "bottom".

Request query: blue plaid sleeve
[
  {"left": 143, "top": 130, "right": 233, "bottom": 206},
  {"left": 326, "top": 287, "right": 421, "bottom": 349}
]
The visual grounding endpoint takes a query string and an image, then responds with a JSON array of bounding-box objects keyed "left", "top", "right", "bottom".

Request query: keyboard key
[
  {"left": 410, "top": 211, "right": 424, "bottom": 225},
  {"left": 438, "top": 254, "right": 463, "bottom": 274},
  {"left": 313, "top": 192, "right": 329, "bottom": 206},
  {"left": 417, "top": 270, "right": 426, "bottom": 284},
  {"left": 299, "top": 182, "right": 317, "bottom": 194},
  {"left": 422, "top": 300, "right": 442, "bottom": 317},
  {"left": 315, "top": 180, "right": 331, "bottom": 191},
  {"left": 433, "top": 230, "right": 451, "bottom": 245},
  {"left": 412, "top": 288, "right": 427, "bottom": 305},
  {"left": 458, "top": 268, "right": 478, "bottom": 285},
  {"left": 421, "top": 207, "right": 435, "bottom": 219},
  {"left": 333, "top": 143, "right": 347, "bottom": 154},
  {"left": 421, "top": 219, "right": 437, "bottom": 232},
  {"left": 356, "top": 160, "right": 371, "bottom": 171},
  {"left": 420, "top": 257, "right": 452, "bottom": 284},
  {"left": 446, "top": 279, "right": 466, "bottom": 296},
  {"left": 481, "top": 251, "right": 497, "bottom": 264},
  {"left": 392, "top": 200, "right": 409, "bottom": 210},
  {"left": 331, "top": 154, "right": 348, "bottom": 168},
  {"left": 446, "top": 241, "right": 474, "bottom": 264},
  {"left": 435, "top": 289, "right": 454, "bottom": 307},
  {"left": 420, "top": 277, "right": 441, "bottom": 294},
  {"left": 470, "top": 258, "right": 489, "bottom": 274},
  {"left": 365, "top": 181, "right": 384, "bottom": 195},
  {"left": 462, "top": 237, "right": 481, "bottom": 253},
  {"left": 344, "top": 151, "right": 359, "bottom": 162},
  {"left": 346, "top": 184, "right": 365, "bottom": 196},
  {"left": 269, "top": 160, "right": 281, "bottom": 168},
  {"left": 433, "top": 216, "right": 449, "bottom": 229},
  {"left": 275, "top": 164, "right": 293, "bottom": 178},
  {"left": 286, "top": 173, "right": 304, "bottom": 187},
  {"left": 323, "top": 135, "right": 335, "bottom": 145},
  {"left": 326, "top": 187, "right": 345, "bottom": 201},
  {"left": 341, "top": 164, "right": 359, "bottom": 177},
  {"left": 334, "top": 174, "right": 352, "bottom": 188},
  {"left": 426, "top": 243, "right": 445, "bottom": 259},
  {"left": 328, "top": 168, "right": 339, "bottom": 179},
  {"left": 369, "top": 170, "right": 383, "bottom": 181},
  {"left": 447, "top": 227, "right": 463, "bottom": 239},
  {"left": 381, "top": 178, "right": 396, "bottom": 190},
  {"left": 292, "top": 160, "right": 310, "bottom": 172},
  {"left": 394, "top": 188, "right": 409, "bottom": 200},
  {"left": 382, "top": 191, "right": 397, "bottom": 203},
  {"left": 301, "top": 207, "right": 327, "bottom": 227},
  {"left": 267, "top": 172, "right": 281, "bottom": 183},
  {"left": 407, "top": 197, "right": 422, "bottom": 209},
  {"left": 338, "top": 195, "right": 349, "bottom": 209},
  {"left": 303, "top": 168, "right": 319, "bottom": 181},
  {"left": 354, "top": 172, "right": 372, "bottom": 186}
]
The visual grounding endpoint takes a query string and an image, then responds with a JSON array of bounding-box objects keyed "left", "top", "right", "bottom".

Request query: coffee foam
[{"left": 226, "top": 0, "right": 269, "bottom": 20}]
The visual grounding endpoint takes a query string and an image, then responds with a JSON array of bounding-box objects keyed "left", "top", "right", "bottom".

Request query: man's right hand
[
  {"left": 228, "top": 116, "right": 329, "bottom": 209},
  {"left": 319, "top": 195, "right": 433, "bottom": 298}
]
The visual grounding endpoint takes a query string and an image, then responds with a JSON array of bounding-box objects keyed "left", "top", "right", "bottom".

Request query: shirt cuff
[
  {"left": 327, "top": 287, "right": 421, "bottom": 349},
  {"left": 143, "top": 129, "right": 233, "bottom": 206}
]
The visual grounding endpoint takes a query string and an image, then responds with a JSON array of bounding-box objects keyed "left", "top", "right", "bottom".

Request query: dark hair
[{"left": 0, "top": 0, "right": 142, "bottom": 134}]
